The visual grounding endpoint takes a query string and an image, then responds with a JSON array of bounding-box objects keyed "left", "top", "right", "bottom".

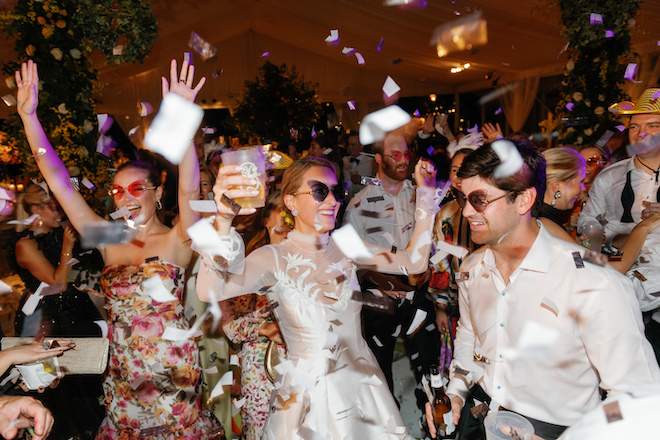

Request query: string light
[{"left": 450, "top": 62, "right": 471, "bottom": 74}]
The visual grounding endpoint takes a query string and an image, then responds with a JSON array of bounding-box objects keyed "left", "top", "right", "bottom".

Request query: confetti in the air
[
  {"left": 377, "top": 37, "right": 385, "bottom": 52},
  {"left": 492, "top": 139, "right": 524, "bottom": 179},
  {"left": 347, "top": 101, "right": 356, "bottom": 110},
  {"left": 589, "top": 13, "right": 603, "bottom": 25},
  {"left": 325, "top": 29, "right": 340, "bottom": 44},
  {"left": 382, "top": 76, "right": 401, "bottom": 98}
]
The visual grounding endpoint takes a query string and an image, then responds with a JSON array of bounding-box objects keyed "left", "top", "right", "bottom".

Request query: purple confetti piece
[
  {"left": 413, "top": 109, "right": 420, "bottom": 118},
  {"left": 495, "top": 107, "right": 503, "bottom": 115},
  {"left": 590, "top": 13, "right": 603, "bottom": 25},
  {"left": 311, "top": 127, "right": 318, "bottom": 139},
  {"left": 261, "top": 51, "right": 270, "bottom": 57},
  {"left": 377, "top": 37, "right": 385, "bottom": 52},
  {"left": 342, "top": 47, "right": 357, "bottom": 56},
  {"left": 616, "top": 125, "right": 625, "bottom": 132},
  {"left": 652, "top": 90, "right": 660, "bottom": 100},
  {"left": 467, "top": 124, "right": 479, "bottom": 133},
  {"left": 347, "top": 101, "right": 356, "bottom": 110},
  {"left": 605, "top": 30, "right": 615, "bottom": 38},
  {"left": 183, "top": 52, "right": 193, "bottom": 65},
  {"left": 426, "top": 146, "right": 436, "bottom": 156},
  {"left": 566, "top": 102, "right": 575, "bottom": 111},
  {"left": 624, "top": 63, "right": 638, "bottom": 81}
]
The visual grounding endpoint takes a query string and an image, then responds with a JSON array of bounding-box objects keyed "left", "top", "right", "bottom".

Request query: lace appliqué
[
  {"left": 275, "top": 252, "right": 354, "bottom": 309},
  {"left": 415, "top": 186, "right": 444, "bottom": 221},
  {"left": 200, "top": 226, "right": 245, "bottom": 275}
]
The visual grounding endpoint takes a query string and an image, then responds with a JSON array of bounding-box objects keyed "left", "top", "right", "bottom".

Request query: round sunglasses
[
  {"left": 293, "top": 180, "right": 350, "bottom": 204},
  {"left": 451, "top": 187, "right": 514, "bottom": 213},
  {"left": 108, "top": 180, "right": 157, "bottom": 200}
]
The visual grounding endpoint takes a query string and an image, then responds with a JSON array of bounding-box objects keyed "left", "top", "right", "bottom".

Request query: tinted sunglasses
[
  {"left": 383, "top": 150, "right": 411, "bottom": 161},
  {"left": 108, "top": 180, "right": 157, "bottom": 200},
  {"left": 293, "top": 180, "right": 350, "bottom": 204},
  {"left": 451, "top": 187, "right": 514, "bottom": 213},
  {"left": 585, "top": 156, "right": 606, "bottom": 166}
]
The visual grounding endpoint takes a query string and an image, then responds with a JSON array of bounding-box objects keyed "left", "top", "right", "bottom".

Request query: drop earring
[
  {"left": 156, "top": 199, "right": 163, "bottom": 210},
  {"left": 551, "top": 190, "right": 561, "bottom": 207}
]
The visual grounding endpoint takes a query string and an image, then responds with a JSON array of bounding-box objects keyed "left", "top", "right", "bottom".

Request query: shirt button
[
  {"left": 502, "top": 292, "right": 506, "bottom": 296},
  {"left": 499, "top": 354, "right": 503, "bottom": 358},
  {"left": 497, "top": 386, "right": 501, "bottom": 389},
  {"left": 500, "top": 323, "right": 504, "bottom": 327}
]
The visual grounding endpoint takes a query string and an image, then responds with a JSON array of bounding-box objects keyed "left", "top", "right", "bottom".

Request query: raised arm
[
  {"left": 162, "top": 59, "right": 206, "bottom": 244},
  {"left": 14, "top": 226, "right": 76, "bottom": 287},
  {"left": 16, "top": 61, "right": 102, "bottom": 232},
  {"left": 609, "top": 213, "right": 660, "bottom": 273}
]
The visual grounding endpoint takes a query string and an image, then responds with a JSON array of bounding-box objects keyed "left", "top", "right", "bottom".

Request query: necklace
[{"left": 636, "top": 156, "right": 660, "bottom": 183}]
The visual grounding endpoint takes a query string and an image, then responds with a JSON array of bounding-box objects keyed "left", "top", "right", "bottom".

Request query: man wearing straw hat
[{"left": 578, "top": 87, "right": 660, "bottom": 364}]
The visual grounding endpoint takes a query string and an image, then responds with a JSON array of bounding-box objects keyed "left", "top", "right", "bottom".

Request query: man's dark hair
[{"left": 457, "top": 140, "right": 546, "bottom": 217}]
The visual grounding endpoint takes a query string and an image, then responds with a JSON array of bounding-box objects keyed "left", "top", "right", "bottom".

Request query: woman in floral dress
[{"left": 16, "top": 58, "right": 219, "bottom": 439}]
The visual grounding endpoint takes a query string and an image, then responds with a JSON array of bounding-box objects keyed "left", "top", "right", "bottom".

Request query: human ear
[
  {"left": 517, "top": 187, "right": 537, "bottom": 215},
  {"left": 283, "top": 194, "right": 295, "bottom": 213}
]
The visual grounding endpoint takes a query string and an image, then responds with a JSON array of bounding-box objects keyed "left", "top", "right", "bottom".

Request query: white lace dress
[{"left": 197, "top": 200, "right": 439, "bottom": 440}]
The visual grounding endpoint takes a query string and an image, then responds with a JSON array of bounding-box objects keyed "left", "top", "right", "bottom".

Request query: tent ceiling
[{"left": 0, "top": 0, "right": 658, "bottom": 123}]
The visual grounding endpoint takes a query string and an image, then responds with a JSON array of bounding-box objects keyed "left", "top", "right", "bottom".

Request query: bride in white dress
[{"left": 197, "top": 156, "right": 441, "bottom": 439}]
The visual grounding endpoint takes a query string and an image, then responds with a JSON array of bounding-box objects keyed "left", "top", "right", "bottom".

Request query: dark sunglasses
[
  {"left": 108, "top": 180, "right": 157, "bottom": 200},
  {"left": 451, "top": 187, "right": 514, "bottom": 213},
  {"left": 293, "top": 180, "right": 350, "bottom": 204},
  {"left": 383, "top": 150, "right": 411, "bottom": 161}
]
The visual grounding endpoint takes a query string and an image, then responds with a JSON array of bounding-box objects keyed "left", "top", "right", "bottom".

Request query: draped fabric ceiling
[{"left": 0, "top": 0, "right": 659, "bottom": 133}]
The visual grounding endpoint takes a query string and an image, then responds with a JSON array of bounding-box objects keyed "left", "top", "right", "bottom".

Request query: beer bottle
[{"left": 430, "top": 363, "right": 451, "bottom": 436}]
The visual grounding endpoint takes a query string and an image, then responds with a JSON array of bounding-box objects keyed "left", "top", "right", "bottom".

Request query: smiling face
[
  {"left": 285, "top": 166, "right": 339, "bottom": 235},
  {"left": 33, "top": 200, "right": 62, "bottom": 230},
  {"left": 459, "top": 176, "right": 523, "bottom": 247},
  {"left": 112, "top": 167, "right": 161, "bottom": 224},
  {"left": 580, "top": 147, "right": 608, "bottom": 186},
  {"left": 629, "top": 114, "right": 660, "bottom": 159},
  {"left": 449, "top": 152, "right": 467, "bottom": 189},
  {"left": 377, "top": 134, "right": 410, "bottom": 182},
  {"left": 555, "top": 169, "right": 586, "bottom": 210}
]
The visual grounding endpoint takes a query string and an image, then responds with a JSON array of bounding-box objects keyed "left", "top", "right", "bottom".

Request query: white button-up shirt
[
  {"left": 446, "top": 222, "right": 659, "bottom": 426},
  {"left": 579, "top": 157, "right": 660, "bottom": 243},
  {"left": 343, "top": 180, "right": 416, "bottom": 249}
]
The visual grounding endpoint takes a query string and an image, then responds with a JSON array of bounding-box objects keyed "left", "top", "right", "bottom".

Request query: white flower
[
  {"left": 69, "top": 48, "right": 81, "bottom": 59},
  {"left": 584, "top": 128, "right": 593, "bottom": 136},
  {"left": 83, "top": 120, "right": 93, "bottom": 133},
  {"left": 572, "top": 92, "right": 583, "bottom": 102},
  {"left": 57, "top": 103, "right": 69, "bottom": 114},
  {"left": 50, "top": 48, "right": 63, "bottom": 61},
  {"left": 5, "top": 77, "right": 16, "bottom": 89},
  {"left": 594, "top": 106, "right": 605, "bottom": 115},
  {"left": 566, "top": 60, "right": 575, "bottom": 72}
]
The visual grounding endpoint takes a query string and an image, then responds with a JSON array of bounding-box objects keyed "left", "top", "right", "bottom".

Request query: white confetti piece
[
  {"left": 355, "top": 52, "right": 365, "bottom": 65},
  {"left": 150, "top": 362, "right": 165, "bottom": 373},
  {"left": 382, "top": 76, "right": 401, "bottom": 98},
  {"left": 97, "top": 114, "right": 113, "bottom": 135},
  {"left": 433, "top": 241, "right": 469, "bottom": 260},
  {"left": 230, "top": 354, "right": 239, "bottom": 366},
  {"left": 203, "top": 366, "right": 219, "bottom": 375},
  {"left": 347, "top": 100, "right": 356, "bottom": 111},
  {"left": 109, "top": 206, "right": 130, "bottom": 220},
  {"left": 189, "top": 200, "right": 217, "bottom": 213},
  {"left": 161, "top": 310, "right": 208, "bottom": 341},
  {"left": 391, "top": 324, "right": 401, "bottom": 337},
  {"left": 359, "top": 105, "right": 411, "bottom": 145},
  {"left": 128, "top": 126, "right": 139, "bottom": 136},
  {"left": 143, "top": 276, "right": 178, "bottom": 303},
  {"left": 491, "top": 139, "right": 524, "bottom": 178},
  {"left": 406, "top": 309, "right": 428, "bottom": 335},
  {"left": 80, "top": 177, "right": 96, "bottom": 190},
  {"left": 130, "top": 376, "right": 145, "bottom": 390},
  {"left": 0, "top": 280, "right": 12, "bottom": 295},
  {"left": 325, "top": 29, "right": 339, "bottom": 44},
  {"left": 342, "top": 47, "right": 356, "bottom": 55},
  {"left": 140, "top": 102, "right": 153, "bottom": 117},
  {"left": 186, "top": 219, "right": 233, "bottom": 261},
  {"left": 22, "top": 293, "right": 42, "bottom": 316},
  {"left": 8, "top": 213, "right": 39, "bottom": 225},
  {"left": 144, "top": 93, "right": 204, "bottom": 165},
  {"left": 372, "top": 335, "right": 384, "bottom": 347},
  {"left": 332, "top": 224, "right": 373, "bottom": 259},
  {"left": 232, "top": 396, "right": 247, "bottom": 409},
  {"left": 96, "top": 135, "right": 117, "bottom": 157}
]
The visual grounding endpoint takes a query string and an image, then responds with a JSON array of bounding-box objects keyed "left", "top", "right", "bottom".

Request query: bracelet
[{"left": 62, "top": 252, "right": 72, "bottom": 258}]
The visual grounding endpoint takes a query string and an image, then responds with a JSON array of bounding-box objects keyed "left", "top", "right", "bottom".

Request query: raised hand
[
  {"left": 15, "top": 60, "right": 40, "bottom": 117},
  {"left": 212, "top": 165, "right": 259, "bottom": 229},
  {"left": 482, "top": 122, "right": 503, "bottom": 143},
  {"left": 414, "top": 158, "right": 437, "bottom": 190},
  {"left": 161, "top": 58, "right": 206, "bottom": 102}
]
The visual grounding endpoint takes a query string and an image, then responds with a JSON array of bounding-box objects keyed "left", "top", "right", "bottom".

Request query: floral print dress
[
  {"left": 222, "top": 294, "right": 286, "bottom": 440},
  {"left": 96, "top": 260, "right": 218, "bottom": 440}
]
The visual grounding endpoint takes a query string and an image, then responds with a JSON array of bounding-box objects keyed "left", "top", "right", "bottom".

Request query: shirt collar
[{"left": 482, "top": 220, "right": 551, "bottom": 275}]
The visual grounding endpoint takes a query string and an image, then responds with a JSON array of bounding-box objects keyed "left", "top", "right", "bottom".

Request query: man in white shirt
[
  {"left": 578, "top": 88, "right": 660, "bottom": 363},
  {"left": 342, "top": 131, "right": 375, "bottom": 200},
  {"left": 446, "top": 140, "right": 659, "bottom": 440},
  {"left": 344, "top": 133, "right": 440, "bottom": 415}
]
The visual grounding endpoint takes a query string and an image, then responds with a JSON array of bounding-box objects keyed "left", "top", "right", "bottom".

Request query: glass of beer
[{"left": 221, "top": 146, "right": 266, "bottom": 208}]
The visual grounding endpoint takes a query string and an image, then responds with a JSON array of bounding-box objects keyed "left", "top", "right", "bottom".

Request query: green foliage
[
  {"left": 555, "top": 0, "right": 640, "bottom": 146},
  {"left": 0, "top": 0, "right": 158, "bottom": 211},
  {"left": 233, "top": 61, "right": 323, "bottom": 146}
]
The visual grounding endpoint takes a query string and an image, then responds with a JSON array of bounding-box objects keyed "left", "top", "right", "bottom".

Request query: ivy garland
[
  {"left": 232, "top": 61, "right": 323, "bottom": 146},
  {"left": 0, "top": 0, "right": 158, "bottom": 211},
  {"left": 554, "top": 0, "right": 640, "bottom": 146}
]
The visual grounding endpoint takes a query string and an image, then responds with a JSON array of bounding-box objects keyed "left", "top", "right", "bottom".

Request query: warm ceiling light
[{"left": 429, "top": 94, "right": 437, "bottom": 102}]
